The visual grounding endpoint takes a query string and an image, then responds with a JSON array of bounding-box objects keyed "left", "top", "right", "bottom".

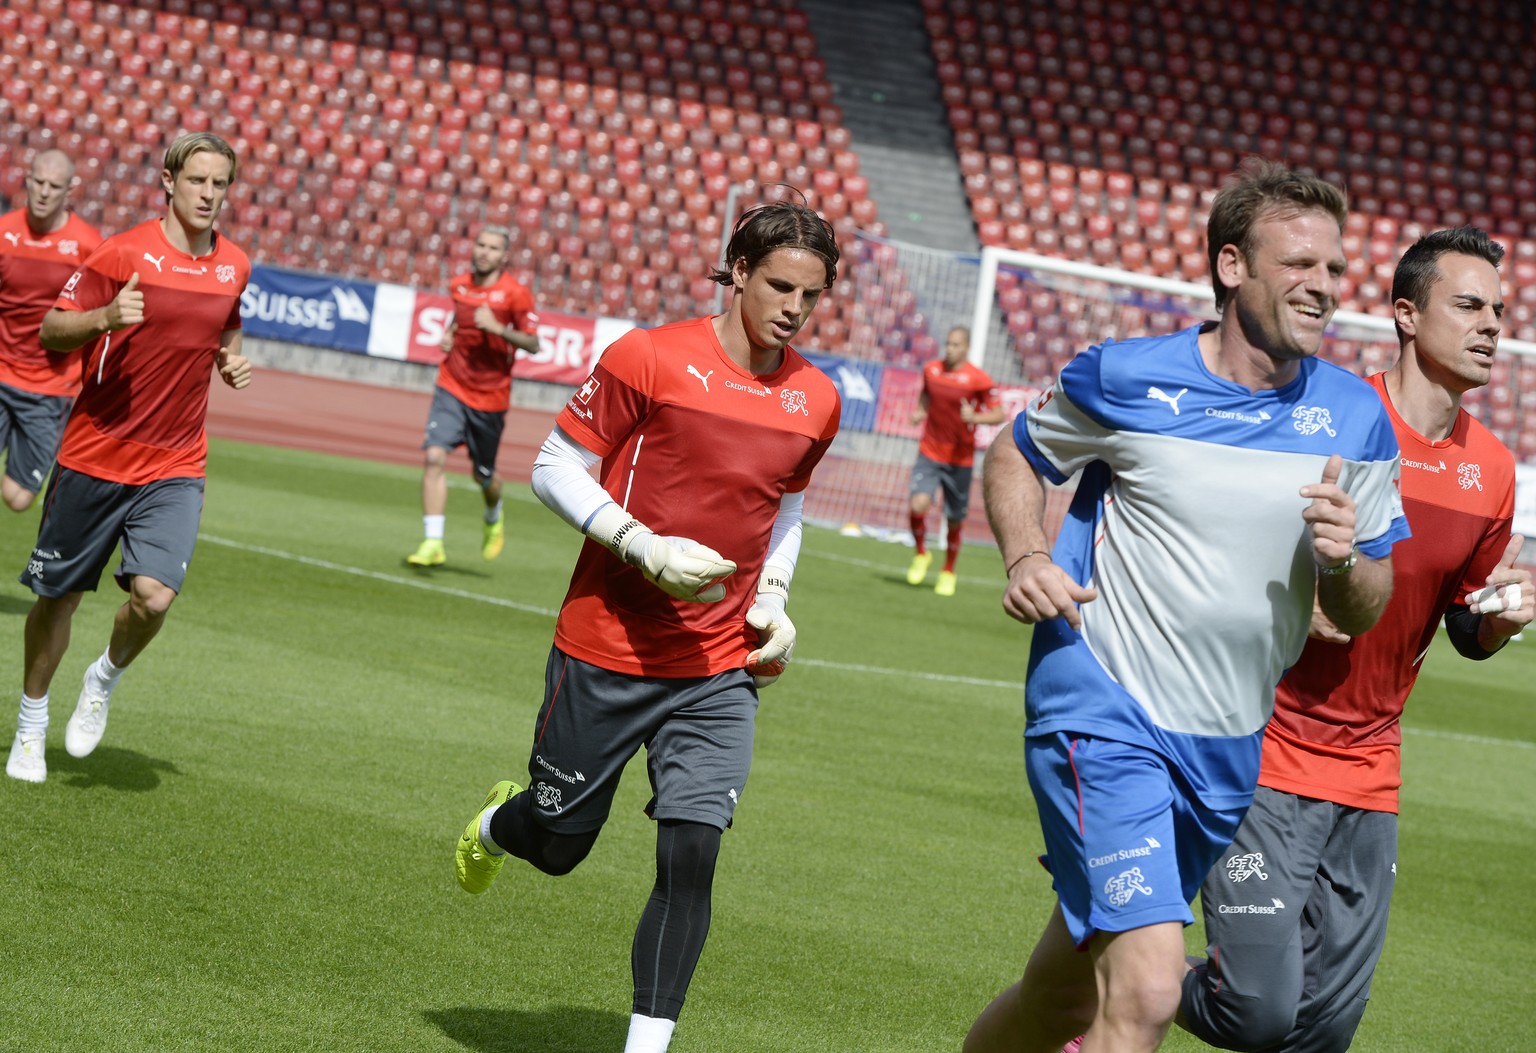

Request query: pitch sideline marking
[{"left": 197, "top": 533, "right": 1535, "bottom": 751}]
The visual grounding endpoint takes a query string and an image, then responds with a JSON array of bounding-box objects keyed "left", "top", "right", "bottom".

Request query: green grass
[{"left": 0, "top": 437, "right": 1531, "bottom": 1051}]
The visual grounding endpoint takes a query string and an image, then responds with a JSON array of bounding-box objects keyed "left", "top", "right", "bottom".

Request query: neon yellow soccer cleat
[
  {"left": 482, "top": 518, "right": 505, "bottom": 561},
  {"left": 407, "top": 538, "right": 446, "bottom": 566},
  {"left": 935, "top": 570, "right": 957, "bottom": 597},
  {"left": 455, "top": 780, "right": 521, "bottom": 894},
  {"left": 906, "top": 551, "right": 932, "bottom": 586}
]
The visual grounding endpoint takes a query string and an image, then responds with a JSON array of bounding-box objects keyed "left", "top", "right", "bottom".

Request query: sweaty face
[
  {"left": 471, "top": 232, "right": 509, "bottom": 278},
  {"left": 1399, "top": 252, "right": 1503, "bottom": 395},
  {"left": 733, "top": 247, "right": 828, "bottom": 354},
  {"left": 25, "top": 158, "right": 73, "bottom": 231},
  {"left": 162, "top": 150, "right": 233, "bottom": 237},
  {"left": 1227, "top": 209, "right": 1345, "bottom": 363}
]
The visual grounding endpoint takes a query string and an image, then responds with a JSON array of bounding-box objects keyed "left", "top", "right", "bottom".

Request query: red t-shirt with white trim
[
  {"left": 917, "top": 358, "right": 999, "bottom": 466},
  {"left": 0, "top": 208, "right": 104, "bottom": 396},
  {"left": 554, "top": 316, "right": 840, "bottom": 677},
  {"left": 1260, "top": 372, "right": 1514, "bottom": 812},
  {"left": 436, "top": 270, "right": 537, "bottom": 413},
  {"left": 53, "top": 220, "right": 249, "bottom": 484}
]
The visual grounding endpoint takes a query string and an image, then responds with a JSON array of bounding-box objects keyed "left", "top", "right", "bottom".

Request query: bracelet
[
  {"left": 1318, "top": 543, "right": 1358, "bottom": 576},
  {"left": 1006, "top": 550, "right": 1048, "bottom": 574}
]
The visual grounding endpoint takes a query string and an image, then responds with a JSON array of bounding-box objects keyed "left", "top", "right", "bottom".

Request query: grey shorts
[
  {"left": 525, "top": 646, "right": 759, "bottom": 835},
  {"left": 909, "top": 452, "right": 972, "bottom": 521},
  {"left": 0, "top": 382, "right": 71, "bottom": 495},
  {"left": 20, "top": 468, "right": 205, "bottom": 598},
  {"left": 423, "top": 385, "right": 504, "bottom": 486},
  {"left": 1181, "top": 785, "right": 1397, "bottom": 1052}
]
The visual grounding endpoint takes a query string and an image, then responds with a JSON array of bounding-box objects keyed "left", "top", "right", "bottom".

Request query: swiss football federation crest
[
  {"left": 1225, "top": 851, "right": 1269, "bottom": 882},
  {"left": 780, "top": 388, "right": 809, "bottom": 415},
  {"left": 1291, "top": 406, "right": 1337, "bottom": 437},
  {"left": 1458, "top": 462, "right": 1483, "bottom": 491},
  {"left": 59, "top": 239, "right": 79, "bottom": 256},
  {"left": 535, "top": 783, "right": 564, "bottom": 813},
  {"left": 216, "top": 263, "right": 237, "bottom": 284},
  {"left": 1104, "top": 867, "right": 1153, "bottom": 907}
]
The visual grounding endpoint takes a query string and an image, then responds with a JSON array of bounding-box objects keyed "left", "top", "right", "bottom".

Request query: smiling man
[
  {"left": 1179, "top": 226, "right": 1532, "bottom": 1053},
  {"left": 451, "top": 198, "right": 841, "bottom": 1053},
  {"left": 6, "top": 133, "right": 251, "bottom": 783},
  {"left": 966, "top": 159, "right": 1409, "bottom": 1053}
]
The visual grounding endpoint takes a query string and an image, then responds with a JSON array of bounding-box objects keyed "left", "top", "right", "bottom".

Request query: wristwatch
[{"left": 1318, "top": 543, "right": 1358, "bottom": 576}]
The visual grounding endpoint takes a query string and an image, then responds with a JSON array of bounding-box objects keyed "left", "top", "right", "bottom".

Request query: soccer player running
[
  {"left": 0, "top": 148, "right": 103, "bottom": 512},
  {"left": 452, "top": 199, "right": 840, "bottom": 1053},
  {"left": 905, "top": 325, "right": 1006, "bottom": 596},
  {"left": 964, "top": 158, "right": 1409, "bottom": 1053},
  {"left": 405, "top": 225, "right": 538, "bottom": 566},
  {"left": 1178, "top": 226, "right": 1532, "bottom": 1052},
  {"left": 5, "top": 133, "right": 251, "bottom": 784}
]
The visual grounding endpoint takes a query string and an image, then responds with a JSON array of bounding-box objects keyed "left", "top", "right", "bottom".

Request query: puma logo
[
  {"left": 143, "top": 252, "right": 165, "bottom": 272},
  {"left": 687, "top": 365, "right": 713, "bottom": 392},
  {"left": 1146, "top": 386, "right": 1189, "bottom": 415},
  {"left": 2, "top": 231, "right": 19, "bottom": 246}
]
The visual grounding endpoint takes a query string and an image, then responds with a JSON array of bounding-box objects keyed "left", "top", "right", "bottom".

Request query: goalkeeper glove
[
  {"left": 586, "top": 504, "right": 737, "bottom": 602},
  {"left": 745, "top": 572, "right": 795, "bottom": 688}
]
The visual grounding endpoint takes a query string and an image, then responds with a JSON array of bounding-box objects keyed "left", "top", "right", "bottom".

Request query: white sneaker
[
  {"left": 65, "top": 675, "right": 112, "bottom": 758},
  {"left": 6, "top": 731, "right": 46, "bottom": 782}
]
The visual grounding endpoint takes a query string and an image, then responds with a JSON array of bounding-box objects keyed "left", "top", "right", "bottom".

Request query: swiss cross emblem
[{"left": 577, "top": 377, "right": 600, "bottom": 403}]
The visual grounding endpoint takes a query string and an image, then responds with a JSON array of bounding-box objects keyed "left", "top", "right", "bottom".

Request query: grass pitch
[{"left": 0, "top": 437, "right": 1530, "bottom": 1051}]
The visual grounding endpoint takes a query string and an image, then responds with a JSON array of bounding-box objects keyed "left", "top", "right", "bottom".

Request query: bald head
[{"left": 25, "top": 150, "right": 76, "bottom": 234}]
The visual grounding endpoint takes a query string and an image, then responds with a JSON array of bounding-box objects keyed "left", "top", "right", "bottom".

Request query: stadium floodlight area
[{"left": 804, "top": 238, "right": 1536, "bottom": 547}]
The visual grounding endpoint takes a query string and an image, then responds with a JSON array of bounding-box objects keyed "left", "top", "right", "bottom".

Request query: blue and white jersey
[{"left": 1016, "top": 324, "right": 1408, "bottom": 807}]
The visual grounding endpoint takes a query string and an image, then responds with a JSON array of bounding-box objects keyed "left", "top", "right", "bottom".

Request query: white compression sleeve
[
  {"left": 531, "top": 425, "right": 611, "bottom": 532},
  {"left": 762, "top": 490, "right": 804, "bottom": 585}
]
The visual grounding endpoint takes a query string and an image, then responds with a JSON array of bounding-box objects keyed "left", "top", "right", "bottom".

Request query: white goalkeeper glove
[
  {"left": 586, "top": 504, "right": 737, "bottom": 602},
  {"left": 745, "top": 572, "right": 795, "bottom": 688}
]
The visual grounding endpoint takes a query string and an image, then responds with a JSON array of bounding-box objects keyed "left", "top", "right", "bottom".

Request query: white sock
[
  {"left": 17, "top": 693, "right": 49, "bottom": 736},
  {"left": 92, "top": 649, "right": 128, "bottom": 691},
  {"left": 623, "top": 1015, "right": 676, "bottom": 1053},
  {"left": 484, "top": 500, "right": 503, "bottom": 524},
  {"left": 424, "top": 514, "right": 445, "bottom": 540},
  {"left": 478, "top": 808, "right": 506, "bottom": 855}
]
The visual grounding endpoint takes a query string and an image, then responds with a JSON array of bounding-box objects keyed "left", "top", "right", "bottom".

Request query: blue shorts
[
  {"left": 423, "top": 385, "right": 504, "bottom": 486},
  {"left": 1026, "top": 732, "right": 1249, "bottom": 947},
  {"left": 20, "top": 468, "right": 205, "bottom": 597}
]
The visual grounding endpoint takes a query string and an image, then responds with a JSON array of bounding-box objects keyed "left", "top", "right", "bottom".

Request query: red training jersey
[
  {"left": 435, "top": 270, "right": 537, "bottom": 413},
  {"left": 553, "top": 316, "right": 841, "bottom": 677},
  {"left": 53, "top": 219, "right": 249, "bottom": 484},
  {"left": 0, "top": 209, "right": 104, "bottom": 397},
  {"left": 1260, "top": 372, "right": 1514, "bottom": 812},
  {"left": 917, "top": 358, "right": 999, "bottom": 466}
]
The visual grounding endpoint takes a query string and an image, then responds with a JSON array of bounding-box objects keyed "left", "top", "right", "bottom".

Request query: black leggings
[{"left": 489, "top": 798, "right": 722, "bottom": 1022}]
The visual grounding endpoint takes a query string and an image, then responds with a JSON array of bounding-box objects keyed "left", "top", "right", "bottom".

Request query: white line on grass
[{"left": 197, "top": 533, "right": 1536, "bottom": 751}]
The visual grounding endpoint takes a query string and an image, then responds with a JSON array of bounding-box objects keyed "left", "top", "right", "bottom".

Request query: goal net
[{"left": 802, "top": 236, "right": 1536, "bottom": 549}]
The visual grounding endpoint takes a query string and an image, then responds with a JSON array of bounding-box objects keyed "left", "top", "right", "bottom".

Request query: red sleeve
[{"left": 55, "top": 236, "right": 132, "bottom": 312}]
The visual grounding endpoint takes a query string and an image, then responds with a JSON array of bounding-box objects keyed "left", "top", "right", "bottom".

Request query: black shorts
[
  {"left": 423, "top": 385, "right": 505, "bottom": 486},
  {"left": 0, "top": 382, "right": 71, "bottom": 495},
  {"left": 909, "top": 452, "right": 972, "bottom": 521},
  {"left": 20, "top": 468, "right": 204, "bottom": 597},
  {"left": 524, "top": 646, "right": 759, "bottom": 834}
]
